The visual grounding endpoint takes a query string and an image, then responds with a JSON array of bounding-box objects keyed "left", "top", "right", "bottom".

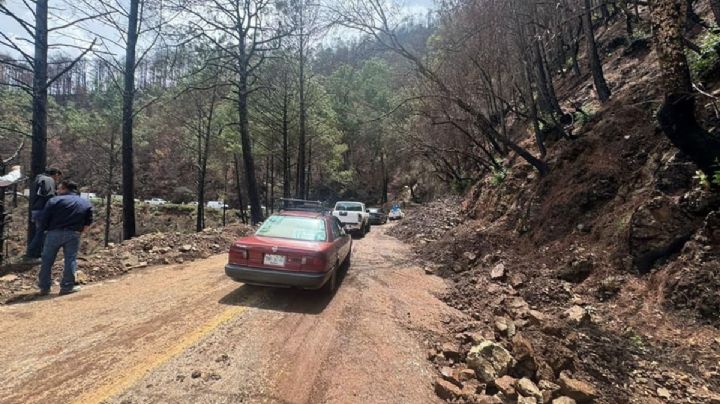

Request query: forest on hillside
[{"left": 1, "top": 0, "right": 719, "bottom": 241}]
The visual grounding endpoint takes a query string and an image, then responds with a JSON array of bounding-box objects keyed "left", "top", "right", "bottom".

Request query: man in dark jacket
[
  {"left": 26, "top": 167, "right": 63, "bottom": 259},
  {"left": 37, "top": 180, "right": 93, "bottom": 295}
]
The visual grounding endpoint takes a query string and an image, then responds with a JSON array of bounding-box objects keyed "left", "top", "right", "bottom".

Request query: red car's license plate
[{"left": 264, "top": 254, "right": 286, "bottom": 266}]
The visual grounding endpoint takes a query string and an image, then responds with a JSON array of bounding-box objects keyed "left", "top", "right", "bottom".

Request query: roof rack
[{"left": 278, "top": 198, "right": 328, "bottom": 213}]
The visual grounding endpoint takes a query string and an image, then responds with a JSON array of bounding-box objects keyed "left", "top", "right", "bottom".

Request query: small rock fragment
[
  {"left": 434, "top": 377, "right": 462, "bottom": 400},
  {"left": 564, "top": 305, "right": 591, "bottom": 326},
  {"left": 494, "top": 317, "right": 516, "bottom": 337},
  {"left": 191, "top": 370, "right": 201, "bottom": 379},
  {"left": 516, "top": 378, "right": 543, "bottom": 402},
  {"left": 657, "top": 387, "right": 671, "bottom": 399},
  {"left": 558, "top": 372, "right": 598, "bottom": 403},
  {"left": 552, "top": 397, "right": 577, "bottom": 404},
  {"left": 527, "top": 310, "right": 546, "bottom": 326},
  {"left": 459, "top": 368, "right": 476, "bottom": 382},
  {"left": 441, "top": 342, "right": 461, "bottom": 361},
  {"left": 74, "top": 270, "right": 89, "bottom": 284},
  {"left": 466, "top": 339, "right": 516, "bottom": 382},
  {"left": 491, "top": 263, "right": 506, "bottom": 280},
  {"left": 493, "top": 375, "right": 517, "bottom": 397}
]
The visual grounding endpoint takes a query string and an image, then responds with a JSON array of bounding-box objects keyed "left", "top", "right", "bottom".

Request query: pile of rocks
[
  {"left": 428, "top": 297, "right": 599, "bottom": 404},
  {"left": 387, "top": 197, "right": 463, "bottom": 244},
  {"left": 0, "top": 224, "right": 252, "bottom": 303}
]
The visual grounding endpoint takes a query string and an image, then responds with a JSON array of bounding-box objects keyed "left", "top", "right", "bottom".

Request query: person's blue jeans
[
  {"left": 38, "top": 229, "right": 80, "bottom": 291},
  {"left": 26, "top": 210, "right": 44, "bottom": 258}
]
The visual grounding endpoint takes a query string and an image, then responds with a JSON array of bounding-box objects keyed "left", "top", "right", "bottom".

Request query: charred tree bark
[
  {"left": 523, "top": 64, "right": 547, "bottom": 159},
  {"left": 305, "top": 141, "right": 312, "bottom": 199},
  {"left": 270, "top": 154, "right": 275, "bottom": 213},
  {"left": 27, "top": 0, "right": 49, "bottom": 246},
  {"left": 233, "top": 153, "right": 247, "bottom": 224},
  {"left": 380, "top": 152, "right": 388, "bottom": 204},
  {"left": 583, "top": 0, "right": 612, "bottom": 102},
  {"left": 296, "top": 6, "right": 307, "bottom": 200},
  {"left": 710, "top": 0, "right": 720, "bottom": 25},
  {"left": 652, "top": 0, "right": 720, "bottom": 176},
  {"left": 282, "top": 80, "right": 291, "bottom": 198},
  {"left": 533, "top": 40, "right": 562, "bottom": 117},
  {"left": 104, "top": 130, "right": 117, "bottom": 247},
  {"left": 121, "top": 0, "right": 140, "bottom": 240},
  {"left": 237, "top": 43, "right": 263, "bottom": 225}
]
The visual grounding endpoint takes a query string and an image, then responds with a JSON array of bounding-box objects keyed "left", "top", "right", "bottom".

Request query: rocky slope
[{"left": 388, "top": 6, "right": 720, "bottom": 404}]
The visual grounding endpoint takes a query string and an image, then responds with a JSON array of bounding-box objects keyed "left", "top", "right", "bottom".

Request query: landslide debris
[
  {"left": 388, "top": 15, "right": 720, "bottom": 402},
  {"left": 0, "top": 224, "right": 252, "bottom": 303}
]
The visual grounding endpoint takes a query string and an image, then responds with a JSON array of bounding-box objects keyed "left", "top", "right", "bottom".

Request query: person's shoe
[
  {"left": 21, "top": 256, "right": 41, "bottom": 265},
  {"left": 58, "top": 286, "right": 81, "bottom": 295},
  {"left": 38, "top": 288, "right": 51, "bottom": 296}
]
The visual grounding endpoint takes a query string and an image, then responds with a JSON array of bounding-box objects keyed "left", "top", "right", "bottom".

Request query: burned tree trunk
[
  {"left": 121, "top": 0, "right": 140, "bottom": 240},
  {"left": 710, "top": 0, "right": 720, "bottom": 26},
  {"left": 27, "top": 0, "right": 49, "bottom": 247},
  {"left": 652, "top": 0, "right": 720, "bottom": 176},
  {"left": 583, "top": 0, "right": 612, "bottom": 102}
]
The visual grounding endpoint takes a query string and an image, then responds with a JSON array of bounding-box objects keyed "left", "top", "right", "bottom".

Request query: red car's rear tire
[
  {"left": 342, "top": 250, "right": 352, "bottom": 271},
  {"left": 323, "top": 268, "right": 338, "bottom": 294}
]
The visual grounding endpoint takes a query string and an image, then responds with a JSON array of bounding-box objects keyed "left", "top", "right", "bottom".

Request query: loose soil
[{"left": 0, "top": 223, "right": 459, "bottom": 404}]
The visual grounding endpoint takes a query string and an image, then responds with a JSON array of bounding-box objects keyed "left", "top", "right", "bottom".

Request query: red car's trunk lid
[{"left": 229, "top": 235, "right": 329, "bottom": 272}]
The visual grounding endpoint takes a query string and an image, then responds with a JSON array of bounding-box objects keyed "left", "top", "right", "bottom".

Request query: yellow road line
[{"left": 72, "top": 305, "right": 247, "bottom": 404}]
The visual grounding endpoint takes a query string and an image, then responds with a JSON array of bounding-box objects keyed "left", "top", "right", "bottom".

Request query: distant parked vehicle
[
  {"left": 332, "top": 201, "right": 370, "bottom": 237},
  {"left": 146, "top": 198, "right": 167, "bottom": 206},
  {"left": 388, "top": 204, "right": 404, "bottom": 220},
  {"left": 207, "top": 200, "right": 229, "bottom": 209},
  {"left": 367, "top": 207, "right": 387, "bottom": 225}
]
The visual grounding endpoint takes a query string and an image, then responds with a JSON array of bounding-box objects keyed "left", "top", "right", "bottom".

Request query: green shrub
[
  {"left": 573, "top": 102, "right": 597, "bottom": 126},
  {"left": 687, "top": 28, "right": 720, "bottom": 80},
  {"left": 490, "top": 166, "right": 508, "bottom": 187}
]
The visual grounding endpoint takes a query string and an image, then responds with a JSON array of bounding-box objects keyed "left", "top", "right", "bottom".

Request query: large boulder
[
  {"left": 466, "top": 339, "right": 516, "bottom": 382},
  {"left": 558, "top": 372, "right": 598, "bottom": 403},
  {"left": 511, "top": 334, "right": 539, "bottom": 378},
  {"left": 628, "top": 196, "right": 698, "bottom": 272}
]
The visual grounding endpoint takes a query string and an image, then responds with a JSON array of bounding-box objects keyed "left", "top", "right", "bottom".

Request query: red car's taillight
[
  {"left": 301, "top": 255, "right": 327, "bottom": 271},
  {"left": 229, "top": 245, "right": 248, "bottom": 263}
]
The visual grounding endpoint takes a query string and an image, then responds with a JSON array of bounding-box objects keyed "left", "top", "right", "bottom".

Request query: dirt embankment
[
  {"left": 0, "top": 224, "right": 253, "bottom": 304},
  {"left": 388, "top": 8, "right": 720, "bottom": 404}
]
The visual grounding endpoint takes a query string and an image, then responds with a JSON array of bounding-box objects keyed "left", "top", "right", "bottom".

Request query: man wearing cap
[{"left": 26, "top": 167, "right": 63, "bottom": 259}]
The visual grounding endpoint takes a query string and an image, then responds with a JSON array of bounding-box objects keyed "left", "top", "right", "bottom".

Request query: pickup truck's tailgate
[{"left": 333, "top": 211, "right": 362, "bottom": 224}]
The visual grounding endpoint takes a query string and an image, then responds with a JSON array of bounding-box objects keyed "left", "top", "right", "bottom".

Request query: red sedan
[{"left": 225, "top": 210, "right": 352, "bottom": 293}]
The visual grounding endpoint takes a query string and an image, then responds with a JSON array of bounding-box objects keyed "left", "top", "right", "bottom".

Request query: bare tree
[
  {"left": 331, "top": 0, "right": 548, "bottom": 175},
  {"left": 179, "top": 0, "right": 289, "bottom": 224},
  {"left": 72, "top": 0, "right": 174, "bottom": 239},
  {"left": 0, "top": 0, "right": 97, "bottom": 247},
  {"left": 582, "top": 0, "right": 612, "bottom": 102}
]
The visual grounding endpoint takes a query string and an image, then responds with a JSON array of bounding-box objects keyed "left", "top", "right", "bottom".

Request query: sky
[{"left": 0, "top": 0, "right": 437, "bottom": 60}]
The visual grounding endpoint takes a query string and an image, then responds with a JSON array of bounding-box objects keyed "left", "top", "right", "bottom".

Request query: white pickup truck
[{"left": 332, "top": 201, "right": 370, "bottom": 237}]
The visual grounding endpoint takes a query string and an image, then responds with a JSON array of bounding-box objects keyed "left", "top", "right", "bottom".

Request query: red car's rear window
[{"left": 256, "top": 215, "right": 327, "bottom": 241}]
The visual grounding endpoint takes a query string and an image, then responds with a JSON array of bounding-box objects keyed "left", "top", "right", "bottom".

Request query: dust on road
[{"left": 0, "top": 223, "right": 460, "bottom": 404}]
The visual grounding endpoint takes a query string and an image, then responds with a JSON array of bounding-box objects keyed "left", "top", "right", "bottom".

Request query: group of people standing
[{"left": 25, "top": 168, "right": 93, "bottom": 296}]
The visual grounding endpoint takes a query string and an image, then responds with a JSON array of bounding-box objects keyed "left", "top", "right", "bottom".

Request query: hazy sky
[{"left": 0, "top": 0, "right": 436, "bottom": 60}]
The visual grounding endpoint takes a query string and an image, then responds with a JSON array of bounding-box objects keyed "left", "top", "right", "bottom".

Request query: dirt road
[{"left": 0, "top": 224, "right": 459, "bottom": 404}]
